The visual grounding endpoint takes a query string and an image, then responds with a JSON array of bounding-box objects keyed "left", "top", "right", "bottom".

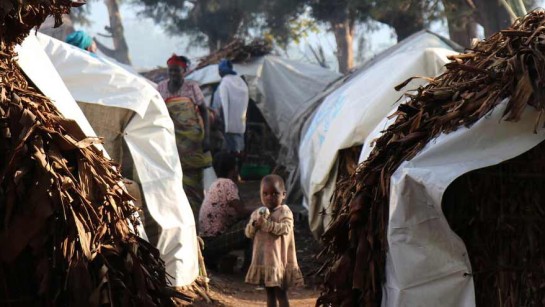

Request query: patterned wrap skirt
[{"left": 166, "top": 96, "right": 212, "bottom": 216}]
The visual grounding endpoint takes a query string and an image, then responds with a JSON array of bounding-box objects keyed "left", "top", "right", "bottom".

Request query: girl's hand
[{"left": 254, "top": 216, "right": 266, "bottom": 229}]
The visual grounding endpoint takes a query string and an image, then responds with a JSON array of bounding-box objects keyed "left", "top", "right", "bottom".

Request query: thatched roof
[
  {"left": 318, "top": 9, "right": 545, "bottom": 306},
  {"left": 194, "top": 38, "right": 272, "bottom": 70},
  {"left": 0, "top": 1, "right": 181, "bottom": 305},
  {"left": 141, "top": 38, "right": 272, "bottom": 84}
]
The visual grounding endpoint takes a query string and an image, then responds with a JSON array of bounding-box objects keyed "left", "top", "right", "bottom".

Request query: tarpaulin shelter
[
  {"left": 298, "top": 31, "right": 460, "bottom": 237},
  {"left": 185, "top": 55, "right": 342, "bottom": 153},
  {"left": 36, "top": 33, "right": 199, "bottom": 287},
  {"left": 356, "top": 99, "right": 545, "bottom": 306},
  {"left": 318, "top": 11, "right": 545, "bottom": 306}
]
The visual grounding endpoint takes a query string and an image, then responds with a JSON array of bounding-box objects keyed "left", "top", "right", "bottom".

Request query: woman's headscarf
[
  {"left": 167, "top": 54, "right": 190, "bottom": 69},
  {"left": 218, "top": 59, "right": 237, "bottom": 76},
  {"left": 65, "top": 30, "right": 93, "bottom": 50}
]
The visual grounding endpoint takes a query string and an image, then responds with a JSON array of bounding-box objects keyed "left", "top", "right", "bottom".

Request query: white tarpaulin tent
[
  {"left": 17, "top": 34, "right": 152, "bottom": 239},
  {"left": 357, "top": 100, "right": 545, "bottom": 306},
  {"left": 186, "top": 55, "right": 341, "bottom": 145},
  {"left": 299, "top": 31, "right": 460, "bottom": 237},
  {"left": 36, "top": 33, "right": 199, "bottom": 287}
]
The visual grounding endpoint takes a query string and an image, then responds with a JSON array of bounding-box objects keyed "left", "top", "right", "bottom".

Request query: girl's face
[{"left": 260, "top": 181, "right": 286, "bottom": 210}]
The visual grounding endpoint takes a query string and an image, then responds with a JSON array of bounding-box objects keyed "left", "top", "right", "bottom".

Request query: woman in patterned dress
[{"left": 157, "top": 54, "right": 211, "bottom": 217}]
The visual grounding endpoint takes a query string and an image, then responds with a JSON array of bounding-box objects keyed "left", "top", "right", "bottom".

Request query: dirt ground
[{"left": 193, "top": 181, "right": 323, "bottom": 307}]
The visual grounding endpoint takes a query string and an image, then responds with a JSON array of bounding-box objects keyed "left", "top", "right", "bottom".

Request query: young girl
[{"left": 245, "top": 175, "right": 304, "bottom": 307}]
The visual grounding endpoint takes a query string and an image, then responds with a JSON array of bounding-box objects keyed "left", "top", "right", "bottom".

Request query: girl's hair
[
  {"left": 261, "top": 174, "right": 286, "bottom": 192},
  {"left": 213, "top": 151, "right": 237, "bottom": 178}
]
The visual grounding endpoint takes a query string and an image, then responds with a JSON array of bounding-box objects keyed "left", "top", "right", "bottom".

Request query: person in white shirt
[{"left": 214, "top": 59, "right": 249, "bottom": 154}]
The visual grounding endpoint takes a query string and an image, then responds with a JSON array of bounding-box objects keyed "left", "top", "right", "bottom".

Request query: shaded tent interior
[
  {"left": 442, "top": 139, "right": 545, "bottom": 306},
  {"left": 202, "top": 83, "right": 280, "bottom": 177}
]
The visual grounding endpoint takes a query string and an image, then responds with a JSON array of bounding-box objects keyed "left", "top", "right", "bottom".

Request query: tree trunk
[
  {"left": 194, "top": 0, "right": 242, "bottom": 53},
  {"left": 448, "top": 19, "right": 478, "bottom": 47},
  {"left": 100, "top": 0, "right": 131, "bottom": 65},
  {"left": 442, "top": 0, "right": 510, "bottom": 46},
  {"left": 473, "top": 0, "right": 511, "bottom": 37},
  {"left": 391, "top": 15, "right": 425, "bottom": 42},
  {"left": 331, "top": 18, "right": 354, "bottom": 74},
  {"left": 442, "top": 0, "right": 478, "bottom": 47},
  {"left": 373, "top": 3, "right": 425, "bottom": 43},
  {"left": 207, "top": 36, "right": 219, "bottom": 53},
  {"left": 206, "top": 34, "right": 232, "bottom": 53}
]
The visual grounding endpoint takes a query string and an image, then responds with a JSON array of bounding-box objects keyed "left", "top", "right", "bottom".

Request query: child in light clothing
[{"left": 245, "top": 175, "right": 304, "bottom": 307}]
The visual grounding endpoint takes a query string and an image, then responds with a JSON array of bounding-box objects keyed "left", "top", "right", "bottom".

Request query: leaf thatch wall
[{"left": 0, "top": 1, "right": 181, "bottom": 305}]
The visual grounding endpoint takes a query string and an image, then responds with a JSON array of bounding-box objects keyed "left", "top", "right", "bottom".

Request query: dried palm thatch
[
  {"left": 0, "top": 1, "right": 183, "bottom": 305},
  {"left": 326, "top": 146, "right": 362, "bottom": 221},
  {"left": 141, "top": 39, "right": 272, "bottom": 83},
  {"left": 195, "top": 38, "right": 272, "bottom": 70},
  {"left": 318, "top": 9, "right": 545, "bottom": 306}
]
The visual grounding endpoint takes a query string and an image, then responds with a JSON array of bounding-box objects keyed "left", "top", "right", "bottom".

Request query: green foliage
[
  {"left": 369, "top": 0, "right": 442, "bottom": 30},
  {"left": 259, "top": 0, "right": 308, "bottom": 48},
  {"left": 131, "top": 0, "right": 449, "bottom": 53},
  {"left": 131, "top": 0, "right": 395, "bottom": 51},
  {"left": 132, "top": 0, "right": 308, "bottom": 50},
  {"left": 131, "top": 0, "right": 203, "bottom": 39}
]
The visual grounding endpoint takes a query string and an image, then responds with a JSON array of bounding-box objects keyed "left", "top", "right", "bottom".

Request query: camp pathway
[{"left": 196, "top": 272, "right": 319, "bottom": 307}]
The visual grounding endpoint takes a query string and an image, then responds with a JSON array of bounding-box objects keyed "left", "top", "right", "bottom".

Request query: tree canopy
[
  {"left": 133, "top": 0, "right": 307, "bottom": 52},
  {"left": 131, "top": 0, "right": 539, "bottom": 73}
]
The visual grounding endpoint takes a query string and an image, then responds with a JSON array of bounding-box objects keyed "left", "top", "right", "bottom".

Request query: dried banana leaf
[
  {"left": 0, "top": 1, "right": 180, "bottom": 306},
  {"left": 195, "top": 38, "right": 272, "bottom": 70},
  {"left": 141, "top": 38, "right": 273, "bottom": 84}
]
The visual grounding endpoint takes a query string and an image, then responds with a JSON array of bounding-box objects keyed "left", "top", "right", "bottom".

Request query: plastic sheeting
[
  {"left": 36, "top": 34, "right": 156, "bottom": 117},
  {"left": 359, "top": 101, "right": 545, "bottom": 306},
  {"left": 187, "top": 56, "right": 341, "bottom": 144},
  {"left": 16, "top": 35, "right": 96, "bottom": 136},
  {"left": 299, "top": 31, "right": 459, "bottom": 237},
  {"left": 36, "top": 34, "right": 199, "bottom": 287}
]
